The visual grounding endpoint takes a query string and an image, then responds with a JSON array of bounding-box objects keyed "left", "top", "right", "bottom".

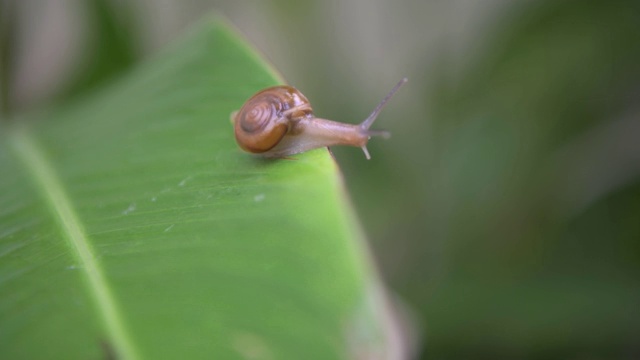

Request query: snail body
[{"left": 232, "top": 78, "right": 407, "bottom": 159}]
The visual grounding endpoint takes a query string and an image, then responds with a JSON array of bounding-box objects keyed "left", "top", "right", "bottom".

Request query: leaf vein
[{"left": 9, "top": 129, "right": 140, "bottom": 360}]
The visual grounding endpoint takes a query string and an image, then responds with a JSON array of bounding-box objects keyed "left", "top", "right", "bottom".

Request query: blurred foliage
[
  {"left": 0, "top": 0, "right": 16, "bottom": 116},
  {"left": 4, "top": 0, "right": 640, "bottom": 359},
  {"left": 413, "top": 0, "right": 640, "bottom": 358},
  {"left": 58, "top": 0, "right": 138, "bottom": 101}
]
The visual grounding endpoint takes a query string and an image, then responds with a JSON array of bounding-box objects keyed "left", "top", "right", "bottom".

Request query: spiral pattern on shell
[
  {"left": 239, "top": 92, "right": 283, "bottom": 134},
  {"left": 234, "top": 86, "right": 308, "bottom": 153}
]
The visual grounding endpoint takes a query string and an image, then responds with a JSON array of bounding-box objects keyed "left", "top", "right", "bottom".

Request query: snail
[{"left": 231, "top": 78, "right": 407, "bottom": 159}]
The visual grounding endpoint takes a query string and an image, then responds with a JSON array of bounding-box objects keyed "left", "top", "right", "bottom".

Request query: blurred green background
[{"left": 3, "top": 0, "right": 640, "bottom": 358}]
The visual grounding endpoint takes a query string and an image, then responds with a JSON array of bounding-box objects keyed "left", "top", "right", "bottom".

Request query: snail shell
[{"left": 234, "top": 86, "right": 313, "bottom": 153}]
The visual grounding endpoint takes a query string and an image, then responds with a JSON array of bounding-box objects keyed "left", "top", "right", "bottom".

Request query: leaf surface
[{"left": 0, "top": 18, "right": 392, "bottom": 360}]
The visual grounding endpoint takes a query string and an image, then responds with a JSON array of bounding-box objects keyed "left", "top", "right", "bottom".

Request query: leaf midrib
[{"left": 8, "top": 128, "right": 139, "bottom": 360}]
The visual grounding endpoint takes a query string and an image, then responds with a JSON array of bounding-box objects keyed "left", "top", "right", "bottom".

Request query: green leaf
[{"left": 0, "top": 18, "right": 395, "bottom": 359}]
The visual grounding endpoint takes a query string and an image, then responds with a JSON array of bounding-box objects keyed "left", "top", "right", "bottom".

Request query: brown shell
[{"left": 233, "top": 86, "right": 314, "bottom": 153}]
